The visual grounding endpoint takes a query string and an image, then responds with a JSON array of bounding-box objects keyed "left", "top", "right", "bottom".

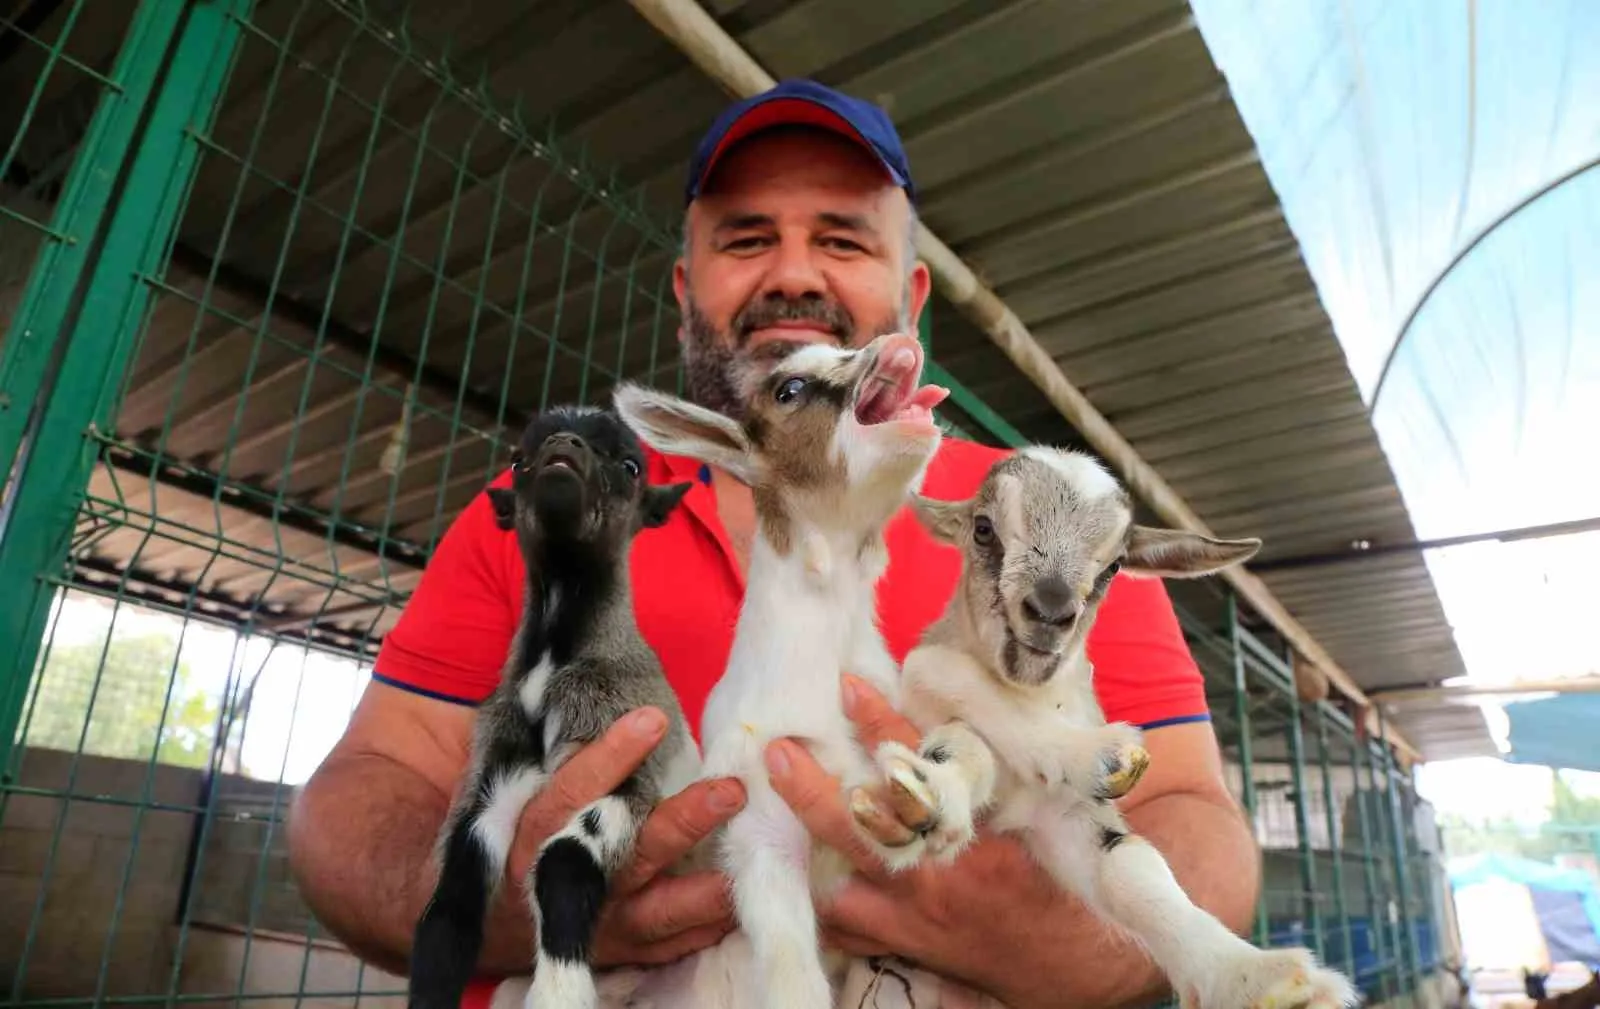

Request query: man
[{"left": 286, "top": 79, "right": 1261, "bottom": 1009}]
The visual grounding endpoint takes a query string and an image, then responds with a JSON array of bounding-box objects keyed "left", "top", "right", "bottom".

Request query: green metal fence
[{"left": 1, "top": 1, "right": 1449, "bottom": 1006}]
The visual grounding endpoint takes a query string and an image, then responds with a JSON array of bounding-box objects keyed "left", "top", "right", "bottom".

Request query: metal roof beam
[
  {"left": 1251, "top": 514, "right": 1600, "bottom": 572},
  {"left": 623, "top": 0, "right": 1420, "bottom": 761}
]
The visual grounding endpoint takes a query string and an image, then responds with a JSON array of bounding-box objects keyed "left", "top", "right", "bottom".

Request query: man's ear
[
  {"left": 487, "top": 487, "right": 517, "bottom": 531},
  {"left": 639, "top": 480, "right": 692, "bottom": 529},
  {"left": 1123, "top": 525, "right": 1262, "bottom": 579},
  {"left": 909, "top": 493, "right": 969, "bottom": 545},
  {"left": 613, "top": 382, "right": 760, "bottom": 485}
]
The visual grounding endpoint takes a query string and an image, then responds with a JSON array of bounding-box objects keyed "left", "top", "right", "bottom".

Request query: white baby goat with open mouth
[
  {"left": 850, "top": 447, "right": 1361, "bottom": 1009},
  {"left": 612, "top": 331, "right": 948, "bottom": 1009}
]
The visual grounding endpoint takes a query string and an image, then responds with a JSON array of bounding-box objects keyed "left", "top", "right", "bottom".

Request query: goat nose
[
  {"left": 1024, "top": 576, "right": 1079, "bottom": 627},
  {"left": 545, "top": 431, "right": 586, "bottom": 450}
]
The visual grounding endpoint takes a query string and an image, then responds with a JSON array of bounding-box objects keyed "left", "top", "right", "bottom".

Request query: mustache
[{"left": 732, "top": 295, "right": 854, "bottom": 344}]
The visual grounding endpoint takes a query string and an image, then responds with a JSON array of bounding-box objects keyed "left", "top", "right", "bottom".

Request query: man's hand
[
  {"left": 762, "top": 677, "right": 1068, "bottom": 998},
  {"left": 290, "top": 682, "right": 744, "bottom": 981},
  {"left": 764, "top": 674, "right": 1261, "bottom": 1009},
  {"left": 495, "top": 706, "right": 745, "bottom": 971}
]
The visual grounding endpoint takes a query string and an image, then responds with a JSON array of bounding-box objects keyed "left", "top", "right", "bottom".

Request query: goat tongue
[{"left": 856, "top": 341, "right": 949, "bottom": 425}]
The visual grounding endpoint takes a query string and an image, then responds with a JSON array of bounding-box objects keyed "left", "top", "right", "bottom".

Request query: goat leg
[{"left": 1022, "top": 803, "right": 1358, "bottom": 1009}]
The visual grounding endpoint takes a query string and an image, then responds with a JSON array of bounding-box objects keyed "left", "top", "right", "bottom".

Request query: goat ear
[
  {"left": 487, "top": 487, "right": 517, "bottom": 531},
  {"left": 910, "top": 493, "right": 969, "bottom": 545},
  {"left": 639, "top": 480, "right": 692, "bottom": 529},
  {"left": 613, "top": 383, "right": 759, "bottom": 484},
  {"left": 1122, "top": 525, "right": 1261, "bottom": 578}
]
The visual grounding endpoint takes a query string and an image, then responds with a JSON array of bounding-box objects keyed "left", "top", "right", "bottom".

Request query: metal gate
[{"left": 1, "top": 1, "right": 1448, "bottom": 1006}]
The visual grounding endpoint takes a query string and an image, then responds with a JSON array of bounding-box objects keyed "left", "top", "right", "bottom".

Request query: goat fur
[
  {"left": 407, "top": 406, "right": 698, "bottom": 1009},
  {"left": 847, "top": 446, "right": 1362, "bottom": 1009},
  {"left": 608, "top": 332, "right": 949, "bottom": 1009}
]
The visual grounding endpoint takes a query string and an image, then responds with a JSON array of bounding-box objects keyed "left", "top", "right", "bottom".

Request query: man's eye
[
  {"left": 621, "top": 458, "right": 640, "bottom": 478},
  {"left": 775, "top": 377, "right": 808, "bottom": 404}
]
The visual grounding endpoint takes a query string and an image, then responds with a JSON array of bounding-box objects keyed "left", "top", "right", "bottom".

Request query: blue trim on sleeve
[
  {"left": 1138, "top": 713, "right": 1212, "bottom": 730},
  {"left": 370, "top": 672, "right": 481, "bottom": 708},
  {"left": 698, "top": 463, "right": 711, "bottom": 485}
]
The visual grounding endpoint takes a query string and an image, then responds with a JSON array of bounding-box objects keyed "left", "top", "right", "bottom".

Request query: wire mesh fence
[{"left": 1, "top": 1, "right": 1448, "bottom": 1007}]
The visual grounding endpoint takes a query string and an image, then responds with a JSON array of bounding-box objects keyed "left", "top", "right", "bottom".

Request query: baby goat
[
  {"left": 849, "top": 446, "right": 1360, "bottom": 1009},
  {"left": 408, "top": 406, "right": 697, "bottom": 1009},
  {"left": 613, "top": 331, "right": 949, "bottom": 1009}
]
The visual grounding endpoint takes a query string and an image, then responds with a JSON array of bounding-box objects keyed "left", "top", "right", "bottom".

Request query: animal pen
[{"left": 1, "top": 1, "right": 1454, "bottom": 1007}]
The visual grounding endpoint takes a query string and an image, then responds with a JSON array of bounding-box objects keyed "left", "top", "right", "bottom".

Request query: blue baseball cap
[{"left": 685, "top": 78, "right": 916, "bottom": 205}]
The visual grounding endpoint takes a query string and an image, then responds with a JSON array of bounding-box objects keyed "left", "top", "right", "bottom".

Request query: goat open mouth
[
  {"left": 853, "top": 338, "right": 949, "bottom": 427},
  {"left": 535, "top": 444, "right": 588, "bottom": 476}
]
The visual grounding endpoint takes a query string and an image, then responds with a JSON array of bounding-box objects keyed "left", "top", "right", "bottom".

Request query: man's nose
[{"left": 758, "top": 235, "right": 828, "bottom": 301}]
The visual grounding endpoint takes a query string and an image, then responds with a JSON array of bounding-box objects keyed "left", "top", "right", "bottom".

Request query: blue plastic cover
[
  {"left": 1189, "top": 2, "right": 1600, "bottom": 739},
  {"left": 1450, "top": 851, "right": 1600, "bottom": 962},
  {"left": 1502, "top": 693, "right": 1600, "bottom": 775}
]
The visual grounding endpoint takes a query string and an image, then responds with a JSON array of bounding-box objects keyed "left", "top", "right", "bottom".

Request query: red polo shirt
[{"left": 373, "top": 435, "right": 1211, "bottom": 735}]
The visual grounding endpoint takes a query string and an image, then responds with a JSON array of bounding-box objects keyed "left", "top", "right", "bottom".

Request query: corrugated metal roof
[{"left": 0, "top": 0, "right": 1493, "bottom": 759}]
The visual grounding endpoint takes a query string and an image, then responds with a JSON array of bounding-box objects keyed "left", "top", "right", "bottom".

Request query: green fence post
[
  {"left": 1317, "top": 705, "right": 1354, "bottom": 979},
  {"left": 1364, "top": 732, "right": 1408, "bottom": 1000},
  {"left": 1283, "top": 649, "right": 1323, "bottom": 959},
  {"left": 1227, "top": 591, "right": 1267, "bottom": 945},
  {"left": 1378, "top": 709, "right": 1424, "bottom": 997},
  {"left": 0, "top": 0, "right": 250, "bottom": 775},
  {"left": 0, "top": 0, "right": 189, "bottom": 770},
  {"left": 1351, "top": 731, "right": 1390, "bottom": 999}
]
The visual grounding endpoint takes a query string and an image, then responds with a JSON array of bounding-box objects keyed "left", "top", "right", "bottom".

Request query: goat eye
[
  {"left": 1094, "top": 560, "right": 1122, "bottom": 591},
  {"left": 775, "top": 377, "right": 807, "bottom": 404},
  {"left": 973, "top": 516, "right": 995, "bottom": 545},
  {"left": 510, "top": 452, "right": 528, "bottom": 474},
  {"left": 621, "top": 458, "right": 640, "bottom": 478}
]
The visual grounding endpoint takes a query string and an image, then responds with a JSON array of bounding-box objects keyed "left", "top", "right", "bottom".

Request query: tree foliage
[
  {"left": 1439, "top": 770, "right": 1600, "bottom": 862},
  {"left": 21, "top": 630, "right": 220, "bottom": 769}
]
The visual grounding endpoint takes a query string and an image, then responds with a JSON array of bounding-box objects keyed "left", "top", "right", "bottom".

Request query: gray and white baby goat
[
  {"left": 850, "top": 446, "right": 1360, "bottom": 1009},
  {"left": 408, "top": 406, "right": 697, "bottom": 1009}
]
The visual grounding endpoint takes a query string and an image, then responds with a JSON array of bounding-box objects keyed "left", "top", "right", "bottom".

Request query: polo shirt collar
[{"left": 645, "top": 444, "right": 746, "bottom": 593}]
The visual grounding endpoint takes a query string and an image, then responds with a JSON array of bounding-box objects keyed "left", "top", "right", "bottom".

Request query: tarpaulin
[{"left": 1189, "top": 1, "right": 1600, "bottom": 720}]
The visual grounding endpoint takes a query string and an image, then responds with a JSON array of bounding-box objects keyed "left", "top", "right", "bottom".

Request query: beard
[{"left": 680, "top": 290, "right": 907, "bottom": 421}]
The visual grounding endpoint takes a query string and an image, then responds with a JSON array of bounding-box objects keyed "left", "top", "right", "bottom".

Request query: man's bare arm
[
  {"left": 998, "top": 764, "right": 1261, "bottom": 1009},
  {"left": 285, "top": 681, "right": 540, "bottom": 976},
  {"left": 287, "top": 680, "right": 745, "bottom": 980}
]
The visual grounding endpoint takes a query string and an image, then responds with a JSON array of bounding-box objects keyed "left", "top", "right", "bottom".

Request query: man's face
[{"left": 673, "top": 126, "right": 932, "bottom": 419}]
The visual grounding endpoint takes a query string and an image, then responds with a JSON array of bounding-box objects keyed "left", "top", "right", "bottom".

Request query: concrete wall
[{"left": 1, "top": 747, "right": 404, "bottom": 1006}]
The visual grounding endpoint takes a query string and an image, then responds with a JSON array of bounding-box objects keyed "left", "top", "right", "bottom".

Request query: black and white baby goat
[
  {"left": 407, "top": 406, "right": 697, "bottom": 1009},
  {"left": 849, "top": 446, "right": 1361, "bottom": 1009}
]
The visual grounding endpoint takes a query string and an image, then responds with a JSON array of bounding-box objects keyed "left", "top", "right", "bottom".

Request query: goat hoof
[
  {"left": 850, "top": 787, "right": 917, "bottom": 848},
  {"left": 885, "top": 759, "right": 939, "bottom": 834},
  {"left": 1103, "top": 744, "right": 1150, "bottom": 798}
]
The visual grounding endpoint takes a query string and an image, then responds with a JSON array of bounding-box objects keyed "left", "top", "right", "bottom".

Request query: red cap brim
[{"left": 696, "top": 97, "right": 892, "bottom": 195}]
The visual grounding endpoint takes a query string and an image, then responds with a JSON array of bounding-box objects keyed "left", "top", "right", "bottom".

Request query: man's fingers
[
  {"left": 841, "top": 674, "right": 920, "bottom": 751},
  {"left": 508, "top": 707, "right": 668, "bottom": 883},
  {"left": 628, "top": 921, "right": 736, "bottom": 966},
  {"left": 765, "top": 738, "right": 897, "bottom": 884},
  {"left": 819, "top": 878, "right": 918, "bottom": 958},
  {"left": 613, "top": 777, "right": 745, "bottom": 895},
  {"left": 819, "top": 925, "right": 893, "bottom": 959},
  {"left": 608, "top": 869, "right": 735, "bottom": 944},
  {"left": 530, "top": 707, "right": 667, "bottom": 825}
]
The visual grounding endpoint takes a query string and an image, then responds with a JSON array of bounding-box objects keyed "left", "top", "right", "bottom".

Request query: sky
[{"left": 1188, "top": 0, "right": 1600, "bottom": 818}]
